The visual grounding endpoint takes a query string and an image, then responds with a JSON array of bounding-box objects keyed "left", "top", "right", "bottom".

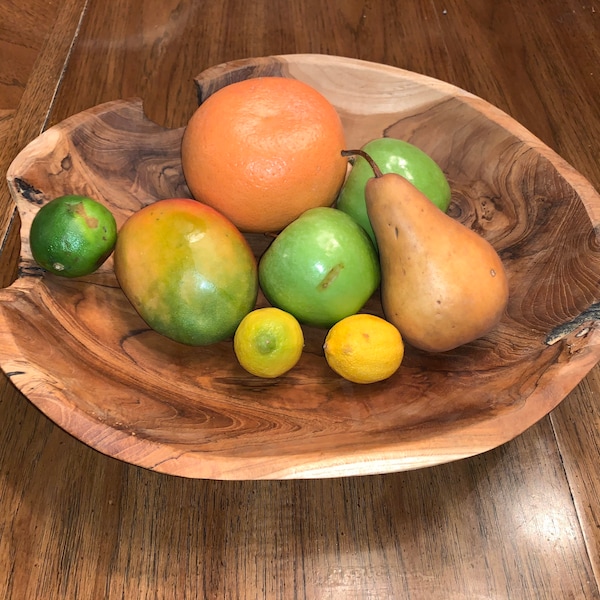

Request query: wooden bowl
[{"left": 2, "top": 54, "right": 600, "bottom": 480}]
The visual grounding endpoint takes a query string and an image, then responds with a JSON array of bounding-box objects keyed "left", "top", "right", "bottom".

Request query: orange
[{"left": 181, "top": 77, "right": 348, "bottom": 233}]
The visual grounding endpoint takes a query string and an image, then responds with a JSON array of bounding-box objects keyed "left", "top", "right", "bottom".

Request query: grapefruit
[{"left": 181, "top": 77, "right": 348, "bottom": 233}]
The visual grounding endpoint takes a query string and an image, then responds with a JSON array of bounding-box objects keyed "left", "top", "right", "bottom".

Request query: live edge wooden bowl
[{"left": 2, "top": 54, "right": 600, "bottom": 480}]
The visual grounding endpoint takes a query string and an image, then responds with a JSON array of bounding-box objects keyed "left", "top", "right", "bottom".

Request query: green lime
[{"left": 29, "top": 194, "right": 117, "bottom": 278}]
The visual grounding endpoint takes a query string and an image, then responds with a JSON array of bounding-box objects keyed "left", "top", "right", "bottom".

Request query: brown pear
[{"left": 353, "top": 152, "right": 509, "bottom": 353}]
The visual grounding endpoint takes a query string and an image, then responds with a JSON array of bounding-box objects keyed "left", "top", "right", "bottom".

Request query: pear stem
[{"left": 341, "top": 149, "right": 384, "bottom": 178}]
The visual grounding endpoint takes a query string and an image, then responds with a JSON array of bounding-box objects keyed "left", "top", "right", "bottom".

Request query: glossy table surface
[{"left": 1, "top": 1, "right": 600, "bottom": 598}]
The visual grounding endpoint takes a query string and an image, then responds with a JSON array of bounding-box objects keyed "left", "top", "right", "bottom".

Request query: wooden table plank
[
  {"left": 0, "top": 0, "right": 89, "bottom": 286},
  {"left": 1, "top": 374, "right": 597, "bottom": 598},
  {"left": 434, "top": 0, "right": 600, "bottom": 187},
  {"left": 0, "top": 0, "right": 62, "bottom": 111},
  {"left": 552, "top": 370, "right": 600, "bottom": 585},
  {"left": 2, "top": 0, "right": 600, "bottom": 598}
]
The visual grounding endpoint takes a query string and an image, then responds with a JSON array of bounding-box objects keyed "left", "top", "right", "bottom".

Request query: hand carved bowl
[{"left": 2, "top": 54, "right": 600, "bottom": 479}]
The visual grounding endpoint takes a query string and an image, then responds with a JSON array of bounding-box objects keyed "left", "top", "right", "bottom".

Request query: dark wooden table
[{"left": 2, "top": 1, "right": 600, "bottom": 598}]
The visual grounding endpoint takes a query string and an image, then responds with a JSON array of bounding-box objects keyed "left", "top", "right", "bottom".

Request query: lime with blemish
[{"left": 29, "top": 194, "right": 117, "bottom": 277}]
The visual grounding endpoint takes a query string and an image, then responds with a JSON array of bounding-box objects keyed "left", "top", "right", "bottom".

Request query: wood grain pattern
[
  {"left": 2, "top": 0, "right": 600, "bottom": 598},
  {"left": 0, "top": 0, "right": 88, "bottom": 286},
  {"left": 3, "top": 55, "right": 600, "bottom": 480},
  {"left": 0, "top": 0, "right": 59, "bottom": 110}
]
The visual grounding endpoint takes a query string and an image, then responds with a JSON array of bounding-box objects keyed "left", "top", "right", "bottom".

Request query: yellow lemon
[
  {"left": 234, "top": 307, "right": 304, "bottom": 378},
  {"left": 323, "top": 314, "right": 404, "bottom": 384}
]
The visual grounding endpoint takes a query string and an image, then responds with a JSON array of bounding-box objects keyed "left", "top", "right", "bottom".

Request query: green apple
[
  {"left": 337, "top": 137, "right": 452, "bottom": 248},
  {"left": 258, "top": 207, "right": 380, "bottom": 328}
]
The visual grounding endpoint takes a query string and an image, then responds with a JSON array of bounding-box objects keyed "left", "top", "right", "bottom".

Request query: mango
[{"left": 114, "top": 198, "right": 258, "bottom": 345}]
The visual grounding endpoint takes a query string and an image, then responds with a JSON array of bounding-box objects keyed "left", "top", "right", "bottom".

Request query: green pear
[{"left": 337, "top": 138, "right": 452, "bottom": 249}]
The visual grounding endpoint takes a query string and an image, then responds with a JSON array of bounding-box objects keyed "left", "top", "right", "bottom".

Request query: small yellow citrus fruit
[
  {"left": 234, "top": 307, "right": 304, "bottom": 378},
  {"left": 323, "top": 314, "right": 404, "bottom": 384},
  {"left": 29, "top": 194, "right": 117, "bottom": 278}
]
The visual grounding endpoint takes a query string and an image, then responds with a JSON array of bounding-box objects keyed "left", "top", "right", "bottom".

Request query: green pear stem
[{"left": 341, "top": 149, "right": 384, "bottom": 178}]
